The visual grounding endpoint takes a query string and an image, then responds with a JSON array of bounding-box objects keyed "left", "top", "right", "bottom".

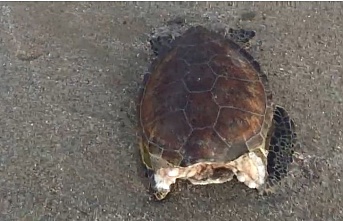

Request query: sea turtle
[{"left": 138, "top": 23, "right": 297, "bottom": 200}]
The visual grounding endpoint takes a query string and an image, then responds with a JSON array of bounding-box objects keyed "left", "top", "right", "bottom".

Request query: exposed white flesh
[{"left": 153, "top": 151, "right": 267, "bottom": 193}]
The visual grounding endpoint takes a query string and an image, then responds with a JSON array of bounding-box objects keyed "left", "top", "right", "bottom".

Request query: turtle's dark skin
[{"left": 138, "top": 23, "right": 297, "bottom": 200}]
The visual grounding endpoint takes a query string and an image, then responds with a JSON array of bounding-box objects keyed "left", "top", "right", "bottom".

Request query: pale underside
[{"left": 153, "top": 144, "right": 268, "bottom": 193}]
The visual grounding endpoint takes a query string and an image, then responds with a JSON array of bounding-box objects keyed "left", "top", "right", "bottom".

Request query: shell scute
[
  {"left": 144, "top": 111, "right": 192, "bottom": 151},
  {"left": 214, "top": 108, "right": 264, "bottom": 144},
  {"left": 141, "top": 80, "right": 189, "bottom": 126},
  {"left": 181, "top": 128, "right": 228, "bottom": 166},
  {"left": 182, "top": 45, "right": 215, "bottom": 64},
  {"left": 184, "top": 92, "right": 219, "bottom": 128},
  {"left": 150, "top": 52, "right": 189, "bottom": 87},
  {"left": 212, "top": 77, "right": 265, "bottom": 114},
  {"left": 209, "top": 55, "right": 259, "bottom": 81},
  {"left": 183, "top": 64, "right": 216, "bottom": 92},
  {"left": 161, "top": 150, "right": 183, "bottom": 166}
]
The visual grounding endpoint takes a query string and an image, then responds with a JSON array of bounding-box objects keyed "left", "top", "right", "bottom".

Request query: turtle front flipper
[
  {"left": 262, "top": 105, "right": 298, "bottom": 193},
  {"left": 149, "top": 35, "right": 174, "bottom": 57},
  {"left": 227, "top": 28, "right": 256, "bottom": 49},
  {"left": 149, "top": 17, "right": 186, "bottom": 56}
]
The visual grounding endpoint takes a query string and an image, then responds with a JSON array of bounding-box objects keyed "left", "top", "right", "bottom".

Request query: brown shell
[{"left": 139, "top": 26, "right": 274, "bottom": 169}]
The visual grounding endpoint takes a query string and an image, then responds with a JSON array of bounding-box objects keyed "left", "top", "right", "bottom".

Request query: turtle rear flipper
[{"left": 264, "top": 105, "right": 298, "bottom": 192}]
